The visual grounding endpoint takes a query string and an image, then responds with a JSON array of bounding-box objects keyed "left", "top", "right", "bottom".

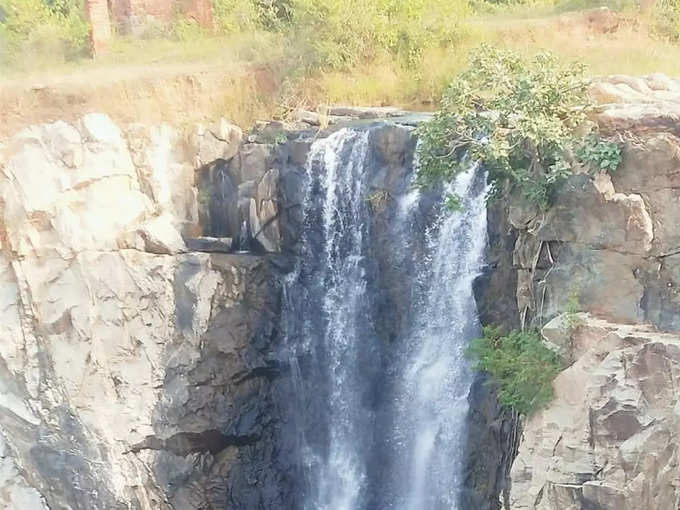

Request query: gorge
[{"left": 0, "top": 74, "right": 679, "bottom": 510}]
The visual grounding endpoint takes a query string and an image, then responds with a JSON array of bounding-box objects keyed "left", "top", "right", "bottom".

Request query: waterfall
[
  {"left": 284, "top": 126, "right": 488, "bottom": 510},
  {"left": 388, "top": 164, "right": 487, "bottom": 509}
]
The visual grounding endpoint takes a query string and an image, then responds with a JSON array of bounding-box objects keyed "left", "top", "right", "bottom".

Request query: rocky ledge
[{"left": 512, "top": 314, "right": 680, "bottom": 510}]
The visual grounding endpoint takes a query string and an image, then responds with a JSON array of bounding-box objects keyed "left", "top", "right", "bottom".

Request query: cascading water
[
  {"left": 386, "top": 164, "right": 487, "bottom": 510},
  {"left": 283, "top": 125, "right": 488, "bottom": 510}
]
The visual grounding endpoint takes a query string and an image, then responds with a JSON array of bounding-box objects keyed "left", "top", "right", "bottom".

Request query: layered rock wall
[
  {"left": 511, "top": 316, "right": 680, "bottom": 510},
  {"left": 0, "top": 113, "right": 298, "bottom": 509},
  {"left": 488, "top": 75, "right": 680, "bottom": 510}
]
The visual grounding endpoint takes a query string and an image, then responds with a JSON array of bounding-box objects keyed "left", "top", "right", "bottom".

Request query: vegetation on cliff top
[
  {"left": 468, "top": 326, "right": 563, "bottom": 415},
  {"left": 415, "top": 45, "right": 621, "bottom": 209},
  {"left": 4, "top": 0, "right": 680, "bottom": 124}
]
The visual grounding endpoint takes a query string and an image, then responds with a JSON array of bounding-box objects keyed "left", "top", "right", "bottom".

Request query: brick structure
[
  {"left": 85, "top": 0, "right": 113, "bottom": 55},
  {"left": 180, "top": 0, "right": 213, "bottom": 29},
  {"left": 109, "top": 0, "right": 213, "bottom": 36},
  {"left": 85, "top": 0, "right": 213, "bottom": 54}
]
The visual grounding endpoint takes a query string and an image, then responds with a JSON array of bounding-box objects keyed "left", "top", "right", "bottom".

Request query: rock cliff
[
  {"left": 511, "top": 315, "right": 680, "bottom": 510},
  {"left": 0, "top": 110, "right": 431, "bottom": 509},
  {"left": 489, "top": 74, "right": 680, "bottom": 509},
  {"left": 0, "top": 113, "right": 304, "bottom": 509}
]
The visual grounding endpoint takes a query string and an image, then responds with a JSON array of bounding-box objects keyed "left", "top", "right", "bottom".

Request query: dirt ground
[{"left": 0, "top": 60, "right": 282, "bottom": 138}]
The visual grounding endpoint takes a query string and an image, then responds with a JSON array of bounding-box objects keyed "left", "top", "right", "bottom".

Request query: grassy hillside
[{"left": 2, "top": 0, "right": 680, "bottom": 129}]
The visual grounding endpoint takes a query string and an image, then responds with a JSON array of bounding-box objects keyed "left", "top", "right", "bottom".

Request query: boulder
[
  {"left": 240, "top": 143, "right": 273, "bottom": 183},
  {"left": 328, "top": 106, "right": 407, "bottom": 118},
  {"left": 533, "top": 174, "right": 652, "bottom": 255},
  {"left": 192, "top": 119, "right": 242, "bottom": 167},
  {"left": 250, "top": 169, "right": 282, "bottom": 252},
  {"left": 185, "top": 236, "right": 233, "bottom": 253},
  {"left": 590, "top": 74, "right": 680, "bottom": 134},
  {"left": 368, "top": 124, "right": 417, "bottom": 195},
  {"left": 121, "top": 214, "right": 188, "bottom": 254}
]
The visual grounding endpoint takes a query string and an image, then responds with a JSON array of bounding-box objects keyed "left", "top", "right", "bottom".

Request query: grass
[
  {"left": 3, "top": 3, "right": 680, "bottom": 135},
  {"left": 307, "top": 14, "right": 680, "bottom": 109},
  {"left": 1, "top": 30, "right": 282, "bottom": 79}
]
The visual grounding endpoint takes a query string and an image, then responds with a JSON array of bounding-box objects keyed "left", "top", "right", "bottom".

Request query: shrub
[
  {"left": 652, "top": 0, "right": 680, "bottom": 41},
  {"left": 0, "top": 0, "right": 89, "bottom": 65},
  {"left": 212, "top": 0, "right": 264, "bottom": 34},
  {"left": 212, "top": 0, "right": 293, "bottom": 34},
  {"left": 415, "top": 45, "right": 622, "bottom": 209},
  {"left": 468, "top": 326, "right": 563, "bottom": 415},
  {"left": 287, "top": 0, "right": 470, "bottom": 70},
  {"left": 171, "top": 17, "right": 205, "bottom": 41}
]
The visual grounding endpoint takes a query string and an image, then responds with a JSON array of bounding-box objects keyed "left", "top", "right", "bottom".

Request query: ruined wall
[
  {"left": 85, "top": 0, "right": 113, "bottom": 55},
  {"left": 111, "top": 0, "right": 213, "bottom": 35},
  {"left": 87, "top": 0, "right": 213, "bottom": 47}
]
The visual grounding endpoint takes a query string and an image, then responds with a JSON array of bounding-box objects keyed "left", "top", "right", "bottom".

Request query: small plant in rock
[
  {"left": 575, "top": 134, "right": 622, "bottom": 174},
  {"left": 563, "top": 286, "right": 584, "bottom": 332},
  {"left": 416, "top": 45, "right": 622, "bottom": 209},
  {"left": 467, "top": 326, "right": 563, "bottom": 416},
  {"left": 366, "top": 189, "right": 391, "bottom": 214}
]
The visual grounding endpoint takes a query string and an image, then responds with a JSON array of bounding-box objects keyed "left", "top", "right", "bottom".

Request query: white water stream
[{"left": 284, "top": 127, "right": 487, "bottom": 510}]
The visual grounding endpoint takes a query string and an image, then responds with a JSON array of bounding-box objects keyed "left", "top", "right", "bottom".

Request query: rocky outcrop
[
  {"left": 590, "top": 74, "right": 680, "bottom": 135},
  {"left": 0, "top": 113, "right": 297, "bottom": 509},
  {"left": 194, "top": 121, "right": 310, "bottom": 255},
  {"left": 483, "top": 75, "right": 680, "bottom": 510},
  {"left": 508, "top": 76, "right": 680, "bottom": 333},
  {"left": 511, "top": 315, "right": 680, "bottom": 510}
]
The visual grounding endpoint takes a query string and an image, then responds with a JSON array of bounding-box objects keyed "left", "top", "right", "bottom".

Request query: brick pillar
[{"left": 85, "top": 0, "right": 112, "bottom": 56}]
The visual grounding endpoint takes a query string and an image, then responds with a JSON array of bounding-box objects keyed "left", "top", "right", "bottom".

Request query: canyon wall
[
  {"left": 486, "top": 75, "right": 680, "bottom": 509},
  {"left": 0, "top": 113, "right": 306, "bottom": 509}
]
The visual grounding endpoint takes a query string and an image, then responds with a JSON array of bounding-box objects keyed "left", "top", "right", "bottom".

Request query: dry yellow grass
[
  {"left": 2, "top": 8, "right": 680, "bottom": 135},
  {"left": 315, "top": 11, "right": 680, "bottom": 109}
]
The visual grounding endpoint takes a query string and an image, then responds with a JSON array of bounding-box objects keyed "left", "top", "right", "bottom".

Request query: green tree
[
  {"left": 0, "top": 0, "right": 89, "bottom": 64},
  {"left": 284, "top": 0, "right": 469, "bottom": 70},
  {"left": 416, "top": 45, "right": 622, "bottom": 208}
]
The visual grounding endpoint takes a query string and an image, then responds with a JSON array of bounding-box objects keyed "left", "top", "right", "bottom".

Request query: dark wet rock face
[
  {"left": 464, "top": 197, "right": 521, "bottom": 510},
  {"left": 153, "top": 254, "right": 297, "bottom": 509}
]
